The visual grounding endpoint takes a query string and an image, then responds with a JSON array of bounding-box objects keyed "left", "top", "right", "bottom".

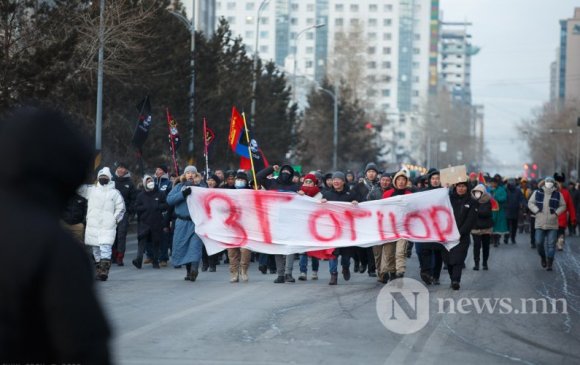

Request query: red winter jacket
[
  {"left": 558, "top": 187, "right": 576, "bottom": 228},
  {"left": 382, "top": 188, "right": 413, "bottom": 199}
]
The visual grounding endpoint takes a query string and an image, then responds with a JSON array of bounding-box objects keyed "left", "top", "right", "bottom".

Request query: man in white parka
[{"left": 79, "top": 167, "right": 126, "bottom": 281}]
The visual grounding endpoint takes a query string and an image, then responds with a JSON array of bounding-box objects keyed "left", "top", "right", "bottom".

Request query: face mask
[
  {"left": 545, "top": 182, "right": 554, "bottom": 189},
  {"left": 473, "top": 191, "right": 482, "bottom": 199},
  {"left": 235, "top": 180, "right": 247, "bottom": 189},
  {"left": 146, "top": 181, "right": 155, "bottom": 190},
  {"left": 98, "top": 177, "right": 109, "bottom": 186}
]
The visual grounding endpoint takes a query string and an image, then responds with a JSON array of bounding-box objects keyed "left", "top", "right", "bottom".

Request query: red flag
[
  {"left": 307, "top": 249, "right": 336, "bottom": 260},
  {"left": 478, "top": 172, "right": 486, "bottom": 184},
  {"left": 229, "top": 107, "right": 244, "bottom": 153}
]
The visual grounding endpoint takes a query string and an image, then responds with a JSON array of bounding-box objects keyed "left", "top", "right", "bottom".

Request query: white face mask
[
  {"left": 473, "top": 191, "right": 482, "bottom": 199},
  {"left": 235, "top": 180, "right": 247, "bottom": 189},
  {"left": 146, "top": 181, "right": 155, "bottom": 190},
  {"left": 545, "top": 182, "right": 554, "bottom": 189}
]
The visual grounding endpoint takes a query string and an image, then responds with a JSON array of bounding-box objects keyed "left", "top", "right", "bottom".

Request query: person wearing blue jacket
[{"left": 167, "top": 165, "right": 204, "bottom": 282}]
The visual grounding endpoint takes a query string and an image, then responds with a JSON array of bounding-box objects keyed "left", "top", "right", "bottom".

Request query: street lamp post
[
  {"left": 292, "top": 23, "right": 325, "bottom": 101},
  {"left": 94, "top": 0, "right": 105, "bottom": 168},
  {"left": 170, "top": 1, "right": 196, "bottom": 163},
  {"left": 250, "top": 0, "right": 270, "bottom": 129}
]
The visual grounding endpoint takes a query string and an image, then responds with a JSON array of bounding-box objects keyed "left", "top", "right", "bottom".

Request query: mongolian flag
[
  {"left": 131, "top": 96, "right": 152, "bottom": 149},
  {"left": 228, "top": 107, "right": 244, "bottom": 154},
  {"left": 228, "top": 106, "right": 269, "bottom": 171},
  {"left": 239, "top": 133, "right": 269, "bottom": 172}
]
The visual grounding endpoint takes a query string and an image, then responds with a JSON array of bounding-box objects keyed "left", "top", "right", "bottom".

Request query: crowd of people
[{"left": 65, "top": 161, "right": 578, "bottom": 291}]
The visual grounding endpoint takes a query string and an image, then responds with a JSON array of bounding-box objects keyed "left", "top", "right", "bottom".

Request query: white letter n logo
[{"left": 390, "top": 292, "right": 419, "bottom": 320}]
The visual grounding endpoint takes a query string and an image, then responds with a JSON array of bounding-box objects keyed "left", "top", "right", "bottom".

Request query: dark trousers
[
  {"left": 259, "top": 254, "right": 276, "bottom": 271},
  {"left": 418, "top": 242, "right": 443, "bottom": 279},
  {"left": 136, "top": 231, "right": 160, "bottom": 264},
  {"left": 504, "top": 218, "right": 518, "bottom": 243},
  {"left": 530, "top": 216, "right": 536, "bottom": 245},
  {"left": 355, "top": 247, "right": 376, "bottom": 273},
  {"left": 202, "top": 245, "right": 218, "bottom": 269},
  {"left": 472, "top": 234, "right": 490, "bottom": 265},
  {"left": 158, "top": 230, "right": 171, "bottom": 262},
  {"left": 113, "top": 214, "right": 130, "bottom": 255}
]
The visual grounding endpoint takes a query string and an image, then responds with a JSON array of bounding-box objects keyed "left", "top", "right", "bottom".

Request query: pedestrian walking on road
[
  {"left": 167, "top": 165, "right": 204, "bottom": 281},
  {"left": 227, "top": 171, "right": 253, "bottom": 283},
  {"left": 471, "top": 184, "right": 494, "bottom": 271}
]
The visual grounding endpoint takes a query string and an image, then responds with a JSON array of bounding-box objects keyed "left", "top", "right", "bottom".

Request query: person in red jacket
[
  {"left": 375, "top": 171, "right": 413, "bottom": 283},
  {"left": 554, "top": 173, "right": 576, "bottom": 251}
]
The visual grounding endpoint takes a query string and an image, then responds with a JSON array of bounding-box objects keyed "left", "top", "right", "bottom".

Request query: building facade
[{"left": 552, "top": 8, "right": 580, "bottom": 104}]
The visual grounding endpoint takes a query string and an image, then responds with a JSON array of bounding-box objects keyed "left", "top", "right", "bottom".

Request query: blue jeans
[
  {"left": 299, "top": 254, "right": 319, "bottom": 273},
  {"left": 535, "top": 229, "right": 557, "bottom": 259},
  {"left": 329, "top": 253, "right": 351, "bottom": 274}
]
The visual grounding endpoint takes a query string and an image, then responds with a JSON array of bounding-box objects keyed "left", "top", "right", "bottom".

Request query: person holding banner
[
  {"left": 297, "top": 173, "right": 324, "bottom": 281},
  {"left": 227, "top": 171, "right": 253, "bottom": 283},
  {"left": 166, "top": 165, "right": 204, "bottom": 282},
  {"left": 256, "top": 164, "right": 300, "bottom": 284},
  {"left": 444, "top": 180, "right": 478, "bottom": 290},
  {"left": 322, "top": 171, "right": 359, "bottom": 285},
  {"left": 378, "top": 171, "right": 413, "bottom": 283}
]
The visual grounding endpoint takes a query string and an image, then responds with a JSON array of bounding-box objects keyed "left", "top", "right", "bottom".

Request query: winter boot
[
  {"left": 451, "top": 281, "right": 460, "bottom": 290},
  {"left": 540, "top": 256, "right": 547, "bottom": 269},
  {"left": 299, "top": 272, "right": 307, "bottom": 281},
  {"left": 329, "top": 273, "right": 338, "bottom": 285},
  {"left": 311, "top": 271, "right": 318, "bottom": 280},
  {"left": 274, "top": 275, "right": 285, "bottom": 283},
  {"left": 230, "top": 272, "right": 239, "bottom": 283},
  {"left": 368, "top": 271, "right": 377, "bottom": 277},
  {"left": 99, "top": 259, "right": 112, "bottom": 281},
  {"left": 184, "top": 263, "right": 192, "bottom": 281},
  {"left": 95, "top": 261, "right": 102, "bottom": 281},
  {"left": 240, "top": 268, "right": 249, "bottom": 282},
  {"left": 132, "top": 258, "right": 142, "bottom": 269},
  {"left": 354, "top": 262, "right": 360, "bottom": 273},
  {"left": 420, "top": 272, "right": 433, "bottom": 285},
  {"left": 395, "top": 272, "right": 405, "bottom": 279},
  {"left": 360, "top": 264, "right": 367, "bottom": 274},
  {"left": 546, "top": 258, "right": 554, "bottom": 271},
  {"left": 482, "top": 262, "right": 488, "bottom": 270},
  {"left": 433, "top": 277, "right": 441, "bottom": 285},
  {"left": 285, "top": 274, "right": 296, "bottom": 283},
  {"left": 389, "top": 272, "right": 397, "bottom": 282},
  {"left": 116, "top": 253, "right": 125, "bottom": 266},
  {"left": 258, "top": 265, "right": 267, "bottom": 274},
  {"left": 152, "top": 260, "right": 160, "bottom": 269},
  {"left": 209, "top": 266, "right": 216, "bottom": 272},
  {"left": 342, "top": 267, "right": 351, "bottom": 281},
  {"left": 473, "top": 261, "right": 480, "bottom": 271}
]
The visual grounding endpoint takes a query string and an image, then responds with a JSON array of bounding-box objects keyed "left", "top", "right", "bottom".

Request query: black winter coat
[
  {"left": 135, "top": 189, "right": 169, "bottom": 238},
  {"left": 61, "top": 193, "right": 87, "bottom": 225},
  {"left": 505, "top": 185, "right": 524, "bottom": 220},
  {"left": 322, "top": 187, "right": 356, "bottom": 202},
  {"left": 473, "top": 198, "right": 493, "bottom": 231},
  {"left": 352, "top": 179, "right": 382, "bottom": 202},
  {"left": 446, "top": 191, "right": 478, "bottom": 265},
  {"left": 256, "top": 165, "right": 300, "bottom": 192},
  {"left": 114, "top": 175, "right": 138, "bottom": 214}
]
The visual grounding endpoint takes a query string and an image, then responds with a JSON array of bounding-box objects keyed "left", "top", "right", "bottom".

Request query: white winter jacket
[{"left": 78, "top": 181, "right": 126, "bottom": 246}]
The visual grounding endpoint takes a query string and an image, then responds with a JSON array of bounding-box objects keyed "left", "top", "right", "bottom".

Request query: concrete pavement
[{"left": 97, "top": 232, "right": 580, "bottom": 364}]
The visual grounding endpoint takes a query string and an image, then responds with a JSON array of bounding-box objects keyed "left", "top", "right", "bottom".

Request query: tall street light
[
  {"left": 293, "top": 23, "right": 325, "bottom": 102},
  {"left": 94, "top": 0, "right": 105, "bottom": 169},
  {"left": 250, "top": 0, "right": 270, "bottom": 129},
  {"left": 170, "top": 1, "right": 196, "bottom": 163}
]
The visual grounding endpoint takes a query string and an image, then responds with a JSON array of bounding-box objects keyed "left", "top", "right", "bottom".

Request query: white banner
[{"left": 187, "top": 187, "right": 460, "bottom": 255}]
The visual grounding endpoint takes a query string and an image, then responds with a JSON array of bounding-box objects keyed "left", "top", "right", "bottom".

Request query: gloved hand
[{"left": 182, "top": 187, "right": 192, "bottom": 198}]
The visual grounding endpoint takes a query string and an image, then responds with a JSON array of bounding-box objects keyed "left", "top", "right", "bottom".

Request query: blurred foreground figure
[{"left": 0, "top": 106, "right": 111, "bottom": 364}]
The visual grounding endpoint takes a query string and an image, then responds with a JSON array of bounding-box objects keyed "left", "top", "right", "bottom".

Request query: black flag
[{"left": 131, "top": 96, "right": 152, "bottom": 149}]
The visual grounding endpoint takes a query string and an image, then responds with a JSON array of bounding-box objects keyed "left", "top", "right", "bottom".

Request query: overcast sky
[{"left": 441, "top": 0, "right": 578, "bottom": 174}]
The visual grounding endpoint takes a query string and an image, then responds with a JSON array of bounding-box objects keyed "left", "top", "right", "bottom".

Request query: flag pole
[
  {"left": 166, "top": 108, "right": 179, "bottom": 176},
  {"left": 242, "top": 112, "right": 258, "bottom": 190},
  {"left": 203, "top": 117, "right": 210, "bottom": 179}
]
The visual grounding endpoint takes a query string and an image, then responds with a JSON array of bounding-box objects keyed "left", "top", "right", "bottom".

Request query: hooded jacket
[
  {"left": 528, "top": 180, "right": 566, "bottom": 230},
  {"left": 79, "top": 168, "right": 126, "bottom": 246},
  {"left": 135, "top": 175, "right": 169, "bottom": 235},
  {"left": 256, "top": 165, "right": 300, "bottom": 192},
  {"left": 471, "top": 184, "right": 494, "bottom": 233},
  {"left": 0, "top": 107, "right": 110, "bottom": 363},
  {"left": 449, "top": 185, "right": 478, "bottom": 237},
  {"left": 383, "top": 171, "right": 413, "bottom": 198}
]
